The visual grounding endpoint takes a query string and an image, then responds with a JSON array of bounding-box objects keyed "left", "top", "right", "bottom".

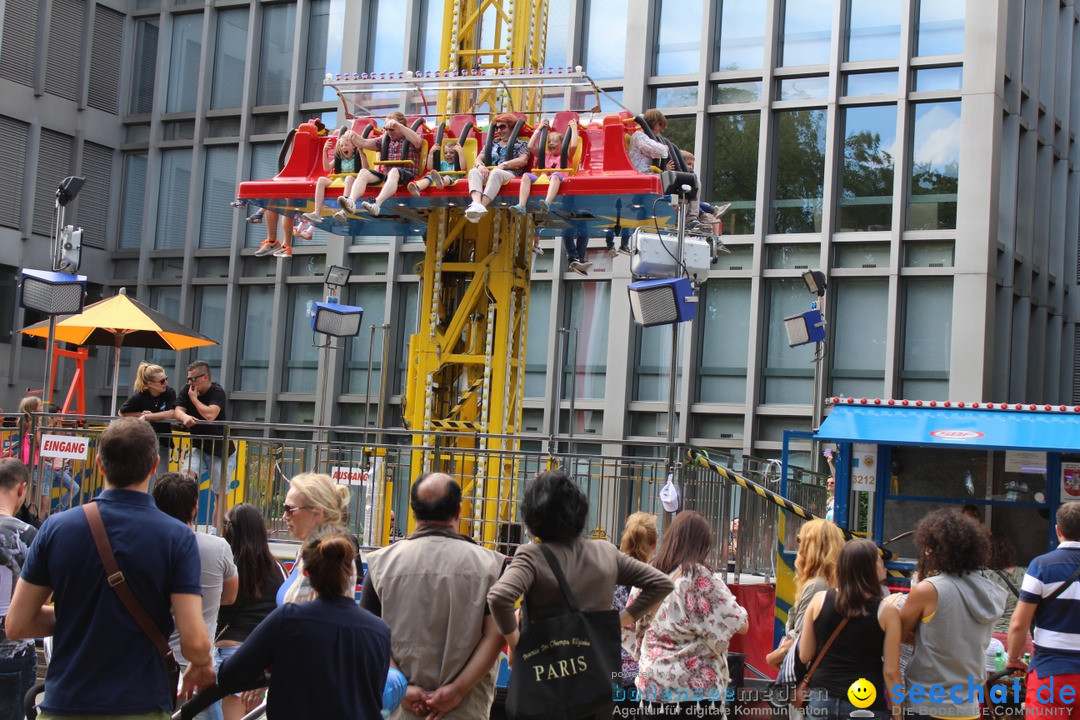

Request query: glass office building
[{"left": 1, "top": 0, "right": 1077, "bottom": 465}]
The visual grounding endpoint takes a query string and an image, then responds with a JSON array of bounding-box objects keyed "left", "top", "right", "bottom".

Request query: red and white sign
[
  {"left": 929, "top": 429, "right": 985, "bottom": 441},
  {"left": 39, "top": 434, "right": 89, "bottom": 460},
  {"left": 330, "top": 466, "right": 368, "bottom": 486}
]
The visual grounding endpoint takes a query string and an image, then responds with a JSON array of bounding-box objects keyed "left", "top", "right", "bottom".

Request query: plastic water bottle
[
  {"left": 985, "top": 637, "right": 1004, "bottom": 673},
  {"left": 995, "top": 651, "right": 1006, "bottom": 673}
]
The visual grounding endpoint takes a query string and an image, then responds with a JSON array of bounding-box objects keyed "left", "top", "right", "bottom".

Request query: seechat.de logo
[{"left": 929, "top": 429, "right": 985, "bottom": 440}]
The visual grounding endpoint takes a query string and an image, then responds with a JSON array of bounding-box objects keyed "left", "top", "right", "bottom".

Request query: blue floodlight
[
  {"left": 627, "top": 277, "right": 698, "bottom": 326},
  {"left": 312, "top": 301, "right": 364, "bottom": 337},
  {"left": 783, "top": 309, "right": 826, "bottom": 347},
  {"left": 19, "top": 269, "right": 87, "bottom": 315}
]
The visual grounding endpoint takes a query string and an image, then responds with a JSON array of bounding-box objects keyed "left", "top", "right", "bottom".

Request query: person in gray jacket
[{"left": 899, "top": 509, "right": 1007, "bottom": 718}]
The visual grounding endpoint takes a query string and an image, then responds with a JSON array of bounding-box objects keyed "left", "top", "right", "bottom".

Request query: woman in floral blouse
[{"left": 629, "top": 510, "right": 749, "bottom": 712}]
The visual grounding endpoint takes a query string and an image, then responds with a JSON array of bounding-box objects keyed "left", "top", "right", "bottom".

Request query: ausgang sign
[
  {"left": 39, "top": 434, "right": 90, "bottom": 460},
  {"left": 929, "top": 429, "right": 985, "bottom": 441}
]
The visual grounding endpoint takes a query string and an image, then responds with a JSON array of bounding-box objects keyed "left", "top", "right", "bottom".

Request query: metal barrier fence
[{"left": 1, "top": 412, "right": 828, "bottom": 579}]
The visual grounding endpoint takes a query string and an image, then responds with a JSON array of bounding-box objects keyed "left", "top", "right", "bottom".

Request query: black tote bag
[{"left": 505, "top": 544, "right": 622, "bottom": 720}]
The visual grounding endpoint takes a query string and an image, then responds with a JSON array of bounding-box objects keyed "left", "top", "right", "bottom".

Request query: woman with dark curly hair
[
  {"left": 486, "top": 471, "right": 674, "bottom": 715},
  {"left": 899, "top": 509, "right": 1006, "bottom": 718}
]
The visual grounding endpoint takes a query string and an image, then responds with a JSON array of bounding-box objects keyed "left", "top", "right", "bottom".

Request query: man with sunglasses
[
  {"left": 175, "top": 361, "right": 236, "bottom": 528},
  {"left": 464, "top": 113, "right": 529, "bottom": 223}
]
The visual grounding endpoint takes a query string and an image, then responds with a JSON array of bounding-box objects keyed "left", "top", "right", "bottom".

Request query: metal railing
[{"left": 2, "top": 412, "right": 826, "bottom": 579}]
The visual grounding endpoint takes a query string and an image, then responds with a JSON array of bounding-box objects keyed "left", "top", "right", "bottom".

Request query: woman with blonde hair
[
  {"left": 767, "top": 519, "right": 846, "bottom": 671},
  {"left": 276, "top": 472, "right": 352, "bottom": 605},
  {"left": 613, "top": 512, "right": 659, "bottom": 695},
  {"left": 119, "top": 361, "right": 177, "bottom": 485}
]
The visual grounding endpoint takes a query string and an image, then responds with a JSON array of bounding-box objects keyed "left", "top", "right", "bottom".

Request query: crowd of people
[
  {"left": 241, "top": 106, "right": 724, "bottom": 276},
  {"left": 0, "top": 404, "right": 1078, "bottom": 720}
]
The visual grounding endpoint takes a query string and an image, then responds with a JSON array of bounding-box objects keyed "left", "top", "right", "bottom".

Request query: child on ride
[
  {"left": 510, "top": 119, "right": 579, "bottom": 216},
  {"left": 302, "top": 129, "right": 366, "bottom": 224},
  {"left": 407, "top": 142, "right": 463, "bottom": 196}
]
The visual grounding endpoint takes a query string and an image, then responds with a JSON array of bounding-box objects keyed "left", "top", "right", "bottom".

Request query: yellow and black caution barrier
[{"left": 686, "top": 447, "right": 908, "bottom": 578}]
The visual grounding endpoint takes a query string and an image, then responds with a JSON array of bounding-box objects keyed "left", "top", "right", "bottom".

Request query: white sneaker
[
  {"left": 464, "top": 202, "right": 487, "bottom": 222},
  {"left": 301, "top": 211, "right": 321, "bottom": 224},
  {"left": 333, "top": 210, "right": 347, "bottom": 221},
  {"left": 533, "top": 244, "right": 544, "bottom": 256},
  {"left": 606, "top": 248, "right": 619, "bottom": 258},
  {"left": 569, "top": 261, "right": 589, "bottom": 276},
  {"left": 339, "top": 197, "right": 356, "bottom": 214},
  {"left": 431, "top": 172, "right": 445, "bottom": 190},
  {"left": 361, "top": 201, "right": 381, "bottom": 216}
]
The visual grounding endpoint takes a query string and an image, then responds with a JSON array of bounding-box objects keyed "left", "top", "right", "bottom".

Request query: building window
[
  {"left": 284, "top": 285, "right": 323, "bottom": 393},
  {"left": 900, "top": 277, "right": 952, "bottom": 400},
  {"left": 839, "top": 104, "right": 896, "bottom": 232},
  {"left": 710, "top": 113, "right": 759, "bottom": 235},
  {"left": 146, "top": 287, "right": 182, "bottom": 369},
  {"left": 830, "top": 278, "right": 887, "bottom": 398},
  {"left": 305, "top": 0, "right": 344, "bottom": 102},
  {"left": 387, "top": 285, "right": 415, "bottom": 399},
  {"left": 257, "top": 3, "right": 297, "bottom": 107},
  {"left": 847, "top": 0, "right": 901, "bottom": 61},
  {"left": 235, "top": 286, "right": 275, "bottom": 391},
  {"left": 545, "top": 0, "right": 571, "bottom": 68},
  {"left": 365, "top": 0, "right": 407, "bottom": 74},
  {"left": 778, "top": 76, "right": 829, "bottom": 101},
  {"left": 343, "top": 284, "right": 388, "bottom": 395},
  {"left": 844, "top": 71, "right": 898, "bottom": 97},
  {"left": 907, "top": 101, "right": 960, "bottom": 230},
  {"left": 119, "top": 153, "right": 147, "bottom": 250},
  {"left": 525, "top": 283, "right": 552, "bottom": 399},
  {"left": 562, "top": 282, "right": 610, "bottom": 400},
  {"left": 763, "top": 278, "right": 817, "bottom": 403},
  {"left": 715, "top": 0, "right": 766, "bottom": 71},
  {"left": 200, "top": 146, "right": 239, "bottom": 249},
  {"left": 916, "top": 0, "right": 965, "bottom": 56},
  {"left": 913, "top": 67, "right": 963, "bottom": 92},
  {"left": 584, "top": 0, "right": 628, "bottom": 81},
  {"left": 654, "top": 0, "right": 701, "bottom": 76},
  {"left": 166, "top": 13, "right": 203, "bottom": 113},
  {"left": 697, "top": 280, "right": 750, "bottom": 403},
  {"left": 156, "top": 149, "right": 192, "bottom": 250},
  {"left": 417, "top": 0, "right": 445, "bottom": 72},
  {"left": 192, "top": 286, "right": 226, "bottom": 374},
  {"left": 211, "top": 8, "right": 249, "bottom": 110},
  {"left": 634, "top": 324, "right": 678, "bottom": 402},
  {"left": 245, "top": 145, "right": 281, "bottom": 248},
  {"left": 130, "top": 19, "right": 159, "bottom": 114},
  {"left": 780, "top": 0, "right": 832, "bottom": 67},
  {"left": 772, "top": 109, "right": 827, "bottom": 234}
]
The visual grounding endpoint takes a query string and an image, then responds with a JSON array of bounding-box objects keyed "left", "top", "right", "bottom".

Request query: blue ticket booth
[{"left": 782, "top": 398, "right": 1080, "bottom": 571}]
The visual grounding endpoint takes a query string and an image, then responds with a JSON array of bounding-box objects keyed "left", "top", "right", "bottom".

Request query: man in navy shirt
[
  {"left": 1005, "top": 501, "right": 1080, "bottom": 720},
  {"left": 7, "top": 418, "right": 214, "bottom": 718}
]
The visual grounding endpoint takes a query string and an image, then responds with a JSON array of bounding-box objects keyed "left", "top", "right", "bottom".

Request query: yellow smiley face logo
[{"left": 847, "top": 678, "right": 877, "bottom": 708}]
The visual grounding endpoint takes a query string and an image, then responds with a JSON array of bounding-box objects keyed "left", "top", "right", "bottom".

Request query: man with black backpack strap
[
  {"left": 7, "top": 418, "right": 214, "bottom": 719},
  {"left": 1005, "top": 501, "right": 1080, "bottom": 720}
]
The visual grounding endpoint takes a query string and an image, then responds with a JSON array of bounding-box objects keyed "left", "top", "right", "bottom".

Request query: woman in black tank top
[{"left": 799, "top": 539, "right": 902, "bottom": 720}]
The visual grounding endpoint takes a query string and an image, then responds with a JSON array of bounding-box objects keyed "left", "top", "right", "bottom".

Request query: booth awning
[{"left": 816, "top": 405, "right": 1080, "bottom": 452}]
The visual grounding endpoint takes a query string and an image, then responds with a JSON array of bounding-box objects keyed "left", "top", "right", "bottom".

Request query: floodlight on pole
[
  {"left": 19, "top": 269, "right": 87, "bottom": 405},
  {"left": 52, "top": 176, "right": 86, "bottom": 273},
  {"left": 802, "top": 270, "right": 827, "bottom": 296},
  {"left": 628, "top": 277, "right": 698, "bottom": 326}
]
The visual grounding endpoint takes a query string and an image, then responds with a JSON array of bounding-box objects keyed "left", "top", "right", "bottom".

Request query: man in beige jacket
[{"left": 361, "top": 472, "right": 505, "bottom": 719}]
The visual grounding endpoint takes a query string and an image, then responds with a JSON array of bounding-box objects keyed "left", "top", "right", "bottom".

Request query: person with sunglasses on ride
[{"left": 464, "top": 113, "right": 529, "bottom": 223}]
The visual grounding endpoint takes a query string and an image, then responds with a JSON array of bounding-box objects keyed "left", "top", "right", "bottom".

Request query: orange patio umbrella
[{"left": 21, "top": 289, "right": 218, "bottom": 415}]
